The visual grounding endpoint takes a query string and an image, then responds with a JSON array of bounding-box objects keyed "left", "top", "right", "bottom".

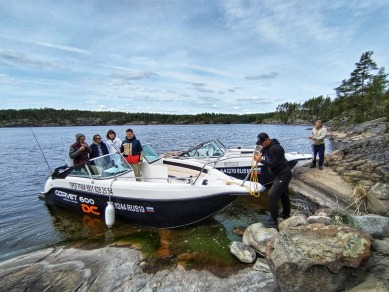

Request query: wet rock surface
[
  {"left": 230, "top": 241, "right": 257, "bottom": 263},
  {"left": 291, "top": 117, "right": 388, "bottom": 216},
  {"left": 290, "top": 165, "right": 355, "bottom": 211},
  {"left": 0, "top": 245, "right": 278, "bottom": 292},
  {"left": 242, "top": 223, "right": 278, "bottom": 255}
]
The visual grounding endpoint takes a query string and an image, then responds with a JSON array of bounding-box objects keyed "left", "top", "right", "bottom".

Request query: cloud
[
  {"left": 223, "top": 1, "right": 340, "bottom": 47},
  {"left": 198, "top": 96, "right": 221, "bottom": 103},
  {"left": 245, "top": 72, "right": 279, "bottom": 80},
  {"left": 237, "top": 96, "right": 274, "bottom": 105},
  {"left": 189, "top": 82, "right": 207, "bottom": 87},
  {"left": 0, "top": 74, "right": 18, "bottom": 85},
  {"left": 111, "top": 71, "right": 158, "bottom": 81},
  {"left": 34, "top": 41, "right": 89, "bottom": 54},
  {"left": 0, "top": 0, "right": 388, "bottom": 114},
  {"left": 0, "top": 49, "right": 63, "bottom": 70},
  {"left": 194, "top": 87, "right": 215, "bottom": 94}
]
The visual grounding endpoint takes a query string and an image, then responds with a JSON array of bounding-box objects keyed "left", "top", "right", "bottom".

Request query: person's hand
[
  {"left": 80, "top": 143, "right": 87, "bottom": 151},
  {"left": 253, "top": 153, "right": 262, "bottom": 163}
]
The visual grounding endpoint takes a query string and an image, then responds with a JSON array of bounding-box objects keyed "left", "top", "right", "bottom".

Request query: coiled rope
[
  {"left": 226, "top": 155, "right": 262, "bottom": 196},
  {"left": 247, "top": 156, "right": 261, "bottom": 197}
]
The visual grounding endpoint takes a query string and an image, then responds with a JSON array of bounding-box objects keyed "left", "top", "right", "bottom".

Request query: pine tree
[{"left": 334, "top": 51, "right": 381, "bottom": 121}]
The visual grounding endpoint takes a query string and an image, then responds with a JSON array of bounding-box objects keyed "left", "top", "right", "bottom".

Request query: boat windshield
[
  {"left": 69, "top": 153, "right": 132, "bottom": 178},
  {"left": 183, "top": 139, "right": 226, "bottom": 158},
  {"left": 142, "top": 144, "right": 161, "bottom": 163}
]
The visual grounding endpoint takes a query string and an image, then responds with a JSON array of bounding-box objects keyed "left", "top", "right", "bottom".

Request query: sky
[{"left": 1, "top": 0, "right": 388, "bottom": 115}]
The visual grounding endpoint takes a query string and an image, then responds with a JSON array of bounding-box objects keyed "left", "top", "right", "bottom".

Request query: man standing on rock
[
  {"left": 254, "top": 132, "right": 292, "bottom": 228},
  {"left": 309, "top": 120, "right": 327, "bottom": 170}
]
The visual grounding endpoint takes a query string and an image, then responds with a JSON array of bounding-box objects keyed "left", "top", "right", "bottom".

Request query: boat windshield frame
[
  {"left": 142, "top": 144, "right": 162, "bottom": 164},
  {"left": 182, "top": 139, "right": 226, "bottom": 158},
  {"left": 53, "top": 153, "right": 133, "bottom": 179}
]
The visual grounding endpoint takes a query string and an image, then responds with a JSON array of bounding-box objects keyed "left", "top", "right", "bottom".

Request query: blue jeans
[{"left": 312, "top": 144, "right": 325, "bottom": 167}]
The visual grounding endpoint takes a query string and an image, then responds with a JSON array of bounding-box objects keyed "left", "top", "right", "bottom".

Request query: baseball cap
[{"left": 256, "top": 132, "right": 269, "bottom": 145}]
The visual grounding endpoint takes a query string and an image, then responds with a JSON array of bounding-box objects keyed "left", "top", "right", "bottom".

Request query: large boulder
[
  {"left": 242, "top": 223, "right": 278, "bottom": 255},
  {"left": 266, "top": 224, "right": 372, "bottom": 292},
  {"left": 366, "top": 182, "right": 389, "bottom": 216},
  {"left": 344, "top": 214, "right": 389, "bottom": 238},
  {"left": 278, "top": 214, "right": 309, "bottom": 231},
  {"left": 369, "top": 182, "right": 389, "bottom": 200},
  {"left": 347, "top": 273, "right": 388, "bottom": 292},
  {"left": 351, "top": 238, "right": 389, "bottom": 291},
  {"left": 229, "top": 241, "right": 257, "bottom": 263}
]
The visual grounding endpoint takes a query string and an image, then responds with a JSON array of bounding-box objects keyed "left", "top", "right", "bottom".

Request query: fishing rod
[{"left": 30, "top": 127, "right": 52, "bottom": 172}]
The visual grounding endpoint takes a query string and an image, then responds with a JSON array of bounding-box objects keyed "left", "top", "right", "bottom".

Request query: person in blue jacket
[
  {"left": 254, "top": 132, "right": 292, "bottom": 228},
  {"left": 120, "top": 128, "right": 143, "bottom": 181},
  {"left": 90, "top": 134, "right": 109, "bottom": 159}
]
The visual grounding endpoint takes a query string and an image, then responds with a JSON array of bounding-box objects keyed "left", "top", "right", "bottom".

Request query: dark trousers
[
  {"left": 268, "top": 167, "right": 292, "bottom": 220},
  {"left": 312, "top": 144, "right": 325, "bottom": 167}
]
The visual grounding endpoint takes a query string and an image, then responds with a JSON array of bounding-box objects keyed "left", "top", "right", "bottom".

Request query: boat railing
[
  {"left": 279, "top": 136, "right": 312, "bottom": 154},
  {"left": 192, "top": 160, "right": 222, "bottom": 184},
  {"left": 108, "top": 174, "right": 195, "bottom": 184}
]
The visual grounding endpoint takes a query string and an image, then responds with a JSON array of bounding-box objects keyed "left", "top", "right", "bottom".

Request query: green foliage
[
  {"left": 0, "top": 108, "right": 263, "bottom": 126},
  {"left": 272, "top": 50, "right": 389, "bottom": 125},
  {"left": 333, "top": 51, "right": 388, "bottom": 123}
]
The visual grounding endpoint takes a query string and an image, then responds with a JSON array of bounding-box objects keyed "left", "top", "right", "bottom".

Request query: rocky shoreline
[
  {"left": 1, "top": 118, "right": 388, "bottom": 291},
  {"left": 291, "top": 117, "right": 388, "bottom": 217},
  {"left": 1, "top": 214, "right": 387, "bottom": 291}
]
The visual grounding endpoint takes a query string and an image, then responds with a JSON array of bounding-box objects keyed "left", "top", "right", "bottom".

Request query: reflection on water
[
  {"left": 44, "top": 196, "right": 265, "bottom": 273},
  {"left": 41, "top": 191, "right": 318, "bottom": 276}
]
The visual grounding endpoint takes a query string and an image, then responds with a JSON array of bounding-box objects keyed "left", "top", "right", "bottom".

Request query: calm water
[{"left": 0, "top": 124, "right": 330, "bottom": 270}]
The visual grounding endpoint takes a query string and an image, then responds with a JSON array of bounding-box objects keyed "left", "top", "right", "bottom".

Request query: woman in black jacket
[{"left": 90, "top": 134, "right": 109, "bottom": 159}]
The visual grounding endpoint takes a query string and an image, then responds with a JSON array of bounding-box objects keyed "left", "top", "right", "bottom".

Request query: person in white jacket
[
  {"left": 105, "top": 129, "right": 122, "bottom": 154},
  {"left": 309, "top": 120, "right": 327, "bottom": 170}
]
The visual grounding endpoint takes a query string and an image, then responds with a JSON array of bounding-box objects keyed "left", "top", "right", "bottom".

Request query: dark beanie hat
[
  {"left": 256, "top": 132, "right": 269, "bottom": 145},
  {"left": 75, "top": 133, "right": 85, "bottom": 143}
]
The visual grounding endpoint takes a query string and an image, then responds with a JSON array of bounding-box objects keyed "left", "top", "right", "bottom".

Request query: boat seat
[
  {"left": 168, "top": 175, "right": 193, "bottom": 184},
  {"left": 140, "top": 163, "right": 169, "bottom": 182},
  {"left": 89, "top": 165, "right": 103, "bottom": 176}
]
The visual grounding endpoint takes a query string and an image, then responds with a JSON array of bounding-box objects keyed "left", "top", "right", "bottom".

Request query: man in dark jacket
[
  {"left": 69, "top": 133, "right": 92, "bottom": 166},
  {"left": 120, "top": 128, "right": 143, "bottom": 181},
  {"left": 254, "top": 132, "right": 292, "bottom": 228}
]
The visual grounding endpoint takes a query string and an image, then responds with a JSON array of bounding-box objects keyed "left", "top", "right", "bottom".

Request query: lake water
[{"left": 0, "top": 124, "right": 332, "bottom": 271}]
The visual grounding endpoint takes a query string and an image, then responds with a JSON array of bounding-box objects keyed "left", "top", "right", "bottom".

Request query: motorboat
[
  {"left": 166, "top": 139, "right": 313, "bottom": 186},
  {"left": 38, "top": 144, "right": 265, "bottom": 228}
]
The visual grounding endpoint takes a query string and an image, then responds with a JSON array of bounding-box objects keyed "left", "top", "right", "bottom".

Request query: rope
[
  {"left": 247, "top": 156, "right": 261, "bottom": 197},
  {"left": 224, "top": 156, "right": 262, "bottom": 196}
]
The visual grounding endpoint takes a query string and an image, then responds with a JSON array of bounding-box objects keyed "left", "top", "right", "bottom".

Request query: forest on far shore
[{"left": 1, "top": 51, "right": 388, "bottom": 128}]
